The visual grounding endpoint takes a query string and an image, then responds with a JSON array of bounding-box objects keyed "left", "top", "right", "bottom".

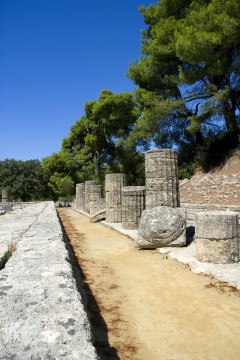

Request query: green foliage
[
  {"left": 49, "top": 174, "right": 75, "bottom": 201},
  {"left": 107, "top": 139, "right": 145, "bottom": 185},
  {"left": 61, "top": 89, "right": 140, "bottom": 182},
  {"left": 0, "top": 159, "right": 52, "bottom": 201},
  {"left": 198, "top": 128, "right": 240, "bottom": 171},
  {"left": 41, "top": 150, "right": 80, "bottom": 199},
  {"left": 0, "top": 244, "right": 16, "bottom": 270},
  {"left": 128, "top": 0, "right": 240, "bottom": 154}
]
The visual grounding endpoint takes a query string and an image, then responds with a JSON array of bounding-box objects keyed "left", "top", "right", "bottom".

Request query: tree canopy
[
  {"left": 42, "top": 0, "right": 240, "bottom": 195},
  {"left": 60, "top": 89, "right": 142, "bottom": 183},
  {"left": 0, "top": 159, "right": 52, "bottom": 202},
  {"left": 128, "top": 0, "right": 240, "bottom": 153}
]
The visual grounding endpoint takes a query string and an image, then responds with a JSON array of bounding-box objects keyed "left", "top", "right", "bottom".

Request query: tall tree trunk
[{"left": 94, "top": 151, "right": 100, "bottom": 182}]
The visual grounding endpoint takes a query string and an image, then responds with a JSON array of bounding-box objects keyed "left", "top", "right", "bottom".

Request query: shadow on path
[{"left": 57, "top": 210, "right": 120, "bottom": 360}]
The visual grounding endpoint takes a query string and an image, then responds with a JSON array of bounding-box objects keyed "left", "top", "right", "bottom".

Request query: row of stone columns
[
  {"left": 73, "top": 148, "right": 239, "bottom": 265},
  {"left": 74, "top": 149, "right": 180, "bottom": 228}
]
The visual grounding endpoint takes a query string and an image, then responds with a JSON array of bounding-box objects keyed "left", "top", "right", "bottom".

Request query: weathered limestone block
[
  {"left": 195, "top": 212, "right": 239, "bottom": 264},
  {"left": 1, "top": 204, "right": 13, "bottom": 212},
  {"left": 96, "top": 198, "right": 106, "bottom": 213},
  {"left": 122, "top": 186, "right": 145, "bottom": 229},
  {"left": 145, "top": 149, "right": 180, "bottom": 209},
  {"left": 76, "top": 183, "right": 85, "bottom": 211},
  {"left": 90, "top": 209, "right": 106, "bottom": 223},
  {"left": 89, "top": 185, "right": 102, "bottom": 215},
  {"left": 2, "top": 189, "right": 11, "bottom": 202},
  {"left": 138, "top": 206, "right": 186, "bottom": 248},
  {"left": 0, "top": 208, "right": 6, "bottom": 215},
  {"left": 105, "top": 173, "right": 126, "bottom": 192},
  {"left": 105, "top": 173, "right": 126, "bottom": 223},
  {"left": 85, "top": 180, "right": 96, "bottom": 214}
]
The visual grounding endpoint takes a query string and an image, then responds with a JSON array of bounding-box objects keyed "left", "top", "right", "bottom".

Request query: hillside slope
[{"left": 180, "top": 149, "right": 240, "bottom": 205}]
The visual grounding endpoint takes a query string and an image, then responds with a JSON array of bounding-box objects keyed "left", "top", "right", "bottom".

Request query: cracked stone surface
[{"left": 0, "top": 202, "right": 98, "bottom": 360}]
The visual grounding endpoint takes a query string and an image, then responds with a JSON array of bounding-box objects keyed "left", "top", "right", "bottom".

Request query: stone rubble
[
  {"left": 90, "top": 209, "right": 106, "bottom": 223},
  {"left": 0, "top": 202, "right": 98, "bottom": 360},
  {"left": 180, "top": 149, "right": 240, "bottom": 206}
]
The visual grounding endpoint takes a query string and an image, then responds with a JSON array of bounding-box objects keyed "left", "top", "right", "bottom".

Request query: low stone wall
[{"left": 0, "top": 202, "right": 98, "bottom": 359}]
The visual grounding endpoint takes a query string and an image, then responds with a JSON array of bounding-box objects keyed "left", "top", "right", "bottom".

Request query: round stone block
[
  {"left": 122, "top": 186, "right": 145, "bottom": 229},
  {"left": 145, "top": 149, "right": 178, "bottom": 179},
  {"left": 85, "top": 180, "right": 96, "bottom": 213},
  {"left": 195, "top": 211, "right": 239, "bottom": 240},
  {"left": 105, "top": 173, "right": 126, "bottom": 192},
  {"left": 196, "top": 238, "right": 239, "bottom": 264},
  {"left": 76, "top": 183, "right": 85, "bottom": 210},
  {"left": 138, "top": 206, "right": 186, "bottom": 248}
]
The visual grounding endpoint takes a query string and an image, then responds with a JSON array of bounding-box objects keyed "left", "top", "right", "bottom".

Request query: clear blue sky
[{"left": 0, "top": 0, "right": 154, "bottom": 161}]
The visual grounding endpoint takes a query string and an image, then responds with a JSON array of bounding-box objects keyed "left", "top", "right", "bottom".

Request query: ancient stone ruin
[
  {"left": 145, "top": 149, "right": 180, "bottom": 209},
  {"left": 84, "top": 180, "right": 96, "bottom": 214},
  {"left": 138, "top": 206, "right": 186, "bottom": 248},
  {"left": 122, "top": 186, "right": 145, "bottom": 229},
  {"left": 195, "top": 211, "right": 239, "bottom": 264},
  {"left": 75, "top": 183, "right": 85, "bottom": 212},
  {"left": 2, "top": 189, "right": 11, "bottom": 202},
  {"left": 71, "top": 148, "right": 240, "bottom": 266},
  {"left": 1, "top": 189, "right": 13, "bottom": 213},
  {"left": 89, "top": 185, "right": 102, "bottom": 215},
  {"left": 105, "top": 173, "right": 126, "bottom": 223}
]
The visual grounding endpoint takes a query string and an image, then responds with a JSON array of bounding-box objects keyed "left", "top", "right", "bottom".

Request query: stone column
[
  {"left": 89, "top": 185, "right": 102, "bottom": 215},
  {"left": 85, "top": 181, "right": 96, "bottom": 214},
  {"left": 76, "top": 183, "right": 85, "bottom": 211},
  {"left": 2, "top": 189, "right": 11, "bottom": 202},
  {"left": 122, "top": 186, "right": 145, "bottom": 229},
  {"left": 105, "top": 173, "right": 126, "bottom": 223},
  {"left": 145, "top": 149, "right": 180, "bottom": 209},
  {"left": 195, "top": 211, "right": 239, "bottom": 264}
]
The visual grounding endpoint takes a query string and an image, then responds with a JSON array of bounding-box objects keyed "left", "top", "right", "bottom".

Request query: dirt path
[{"left": 58, "top": 209, "right": 240, "bottom": 360}]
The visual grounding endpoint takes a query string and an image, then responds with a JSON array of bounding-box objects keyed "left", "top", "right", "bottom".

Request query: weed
[{"left": 0, "top": 244, "right": 16, "bottom": 270}]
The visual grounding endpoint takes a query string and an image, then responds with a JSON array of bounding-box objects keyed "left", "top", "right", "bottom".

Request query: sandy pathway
[{"left": 58, "top": 208, "right": 240, "bottom": 360}]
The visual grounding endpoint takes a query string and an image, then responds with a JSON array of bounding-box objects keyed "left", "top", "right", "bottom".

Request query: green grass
[{"left": 0, "top": 244, "right": 16, "bottom": 270}]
